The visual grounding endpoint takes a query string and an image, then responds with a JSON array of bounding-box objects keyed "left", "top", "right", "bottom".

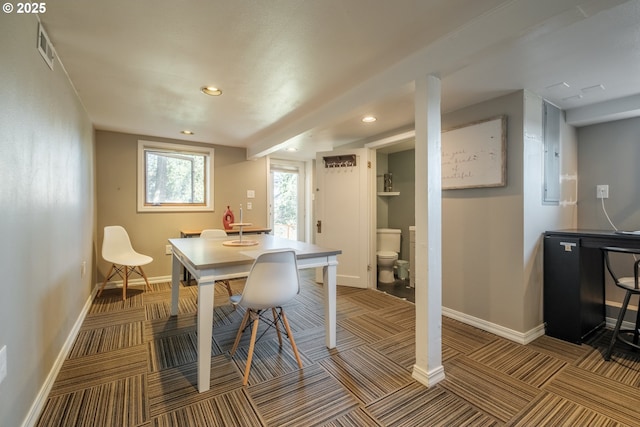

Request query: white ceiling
[{"left": 39, "top": 0, "right": 640, "bottom": 159}]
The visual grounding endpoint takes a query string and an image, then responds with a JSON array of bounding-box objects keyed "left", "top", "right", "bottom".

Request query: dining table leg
[
  {"left": 323, "top": 255, "right": 338, "bottom": 349},
  {"left": 197, "top": 280, "right": 215, "bottom": 392},
  {"left": 170, "top": 253, "right": 180, "bottom": 316}
]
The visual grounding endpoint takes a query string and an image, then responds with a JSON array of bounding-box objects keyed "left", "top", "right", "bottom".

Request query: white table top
[{"left": 169, "top": 234, "right": 341, "bottom": 270}]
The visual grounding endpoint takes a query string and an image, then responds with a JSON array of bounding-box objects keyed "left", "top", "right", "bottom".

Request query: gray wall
[
  {"left": 577, "top": 117, "right": 640, "bottom": 231},
  {"left": 0, "top": 15, "right": 96, "bottom": 426},
  {"left": 440, "top": 90, "right": 577, "bottom": 333},
  {"left": 577, "top": 117, "right": 640, "bottom": 309},
  {"left": 388, "top": 150, "right": 415, "bottom": 261}
]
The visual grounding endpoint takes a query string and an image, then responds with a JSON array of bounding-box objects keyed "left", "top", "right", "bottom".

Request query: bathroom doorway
[{"left": 368, "top": 136, "right": 416, "bottom": 302}]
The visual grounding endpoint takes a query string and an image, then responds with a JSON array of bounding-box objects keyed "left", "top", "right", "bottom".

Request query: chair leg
[
  {"left": 242, "top": 313, "right": 260, "bottom": 386},
  {"left": 122, "top": 266, "right": 129, "bottom": 301},
  {"left": 633, "top": 294, "right": 640, "bottom": 347},
  {"left": 231, "top": 310, "right": 250, "bottom": 356},
  {"left": 605, "top": 290, "right": 632, "bottom": 361},
  {"left": 280, "top": 309, "right": 303, "bottom": 368},
  {"left": 138, "top": 266, "right": 152, "bottom": 292},
  {"left": 223, "top": 280, "right": 233, "bottom": 297},
  {"left": 97, "top": 264, "right": 115, "bottom": 297},
  {"left": 272, "top": 308, "right": 283, "bottom": 347}
]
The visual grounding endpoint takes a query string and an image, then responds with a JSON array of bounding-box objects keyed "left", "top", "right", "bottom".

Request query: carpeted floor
[{"left": 36, "top": 273, "right": 640, "bottom": 426}]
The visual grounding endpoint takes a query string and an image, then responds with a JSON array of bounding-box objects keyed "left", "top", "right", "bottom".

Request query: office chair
[
  {"left": 602, "top": 246, "right": 640, "bottom": 361},
  {"left": 229, "top": 249, "right": 303, "bottom": 385},
  {"left": 199, "top": 229, "right": 234, "bottom": 297},
  {"left": 98, "top": 225, "right": 153, "bottom": 300}
]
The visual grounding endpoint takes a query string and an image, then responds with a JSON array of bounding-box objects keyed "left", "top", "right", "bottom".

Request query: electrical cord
[{"left": 601, "top": 193, "right": 618, "bottom": 231}]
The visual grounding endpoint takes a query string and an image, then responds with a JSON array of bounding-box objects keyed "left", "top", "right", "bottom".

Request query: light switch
[{"left": 247, "top": 190, "right": 255, "bottom": 198}]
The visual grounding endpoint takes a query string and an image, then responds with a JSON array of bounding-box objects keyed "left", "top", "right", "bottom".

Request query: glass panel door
[{"left": 270, "top": 160, "right": 305, "bottom": 241}]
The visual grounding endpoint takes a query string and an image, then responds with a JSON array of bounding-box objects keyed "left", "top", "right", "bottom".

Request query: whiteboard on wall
[{"left": 441, "top": 115, "right": 507, "bottom": 190}]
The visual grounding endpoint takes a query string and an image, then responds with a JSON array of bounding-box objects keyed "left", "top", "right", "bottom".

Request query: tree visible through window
[
  {"left": 137, "top": 140, "right": 214, "bottom": 212},
  {"left": 273, "top": 170, "right": 298, "bottom": 239}
]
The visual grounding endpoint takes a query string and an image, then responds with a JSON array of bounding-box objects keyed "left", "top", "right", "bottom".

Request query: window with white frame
[{"left": 137, "top": 140, "right": 214, "bottom": 212}]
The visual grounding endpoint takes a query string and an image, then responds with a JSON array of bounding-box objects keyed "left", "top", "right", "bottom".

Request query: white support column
[{"left": 412, "top": 74, "right": 445, "bottom": 387}]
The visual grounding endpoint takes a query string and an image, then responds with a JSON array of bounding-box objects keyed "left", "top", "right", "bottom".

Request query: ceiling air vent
[{"left": 37, "top": 23, "right": 55, "bottom": 70}]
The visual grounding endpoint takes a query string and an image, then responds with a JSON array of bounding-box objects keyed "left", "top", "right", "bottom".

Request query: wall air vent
[{"left": 37, "top": 23, "right": 55, "bottom": 70}]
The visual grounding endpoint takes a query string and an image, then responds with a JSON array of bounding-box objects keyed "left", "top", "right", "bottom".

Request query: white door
[{"left": 315, "top": 148, "right": 371, "bottom": 288}]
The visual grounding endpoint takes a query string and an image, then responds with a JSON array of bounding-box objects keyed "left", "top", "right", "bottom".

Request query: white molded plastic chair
[
  {"left": 200, "top": 229, "right": 228, "bottom": 239},
  {"left": 199, "top": 229, "right": 234, "bottom": 297},
  {"left": 98, "top": 226, "right": 153, "bottom": 300},
  {"left": 229, "top": 249, "right": 303, "bottom": 385}
]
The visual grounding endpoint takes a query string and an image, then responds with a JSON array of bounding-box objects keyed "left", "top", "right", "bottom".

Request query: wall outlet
[
  {"left": 165, "top": 245, "right": 172, "bottom": 255},
  {"left": 247, "top": 202, "right": 252, "bottom": 210},
  {"left": 0, "top": 345, "right": 6, "bottom": 385},
  {"left": 596, "top": 184, "right": 609, "bottom": 199}
]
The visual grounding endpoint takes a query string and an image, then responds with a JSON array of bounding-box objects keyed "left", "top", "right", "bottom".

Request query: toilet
[{"left": 376, "top": 228, "right": 401, "bottom": 283}]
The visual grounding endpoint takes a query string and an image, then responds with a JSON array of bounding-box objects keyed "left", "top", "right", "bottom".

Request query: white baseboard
[
  {"left": 442, "top": 307, "right": 546, "bottom": 345},
  {"left": 100, "top": 275, "right": 172, "bottom": 290},
  {"left": 412, "top": 364, "right": 445, "bottom": 387}
]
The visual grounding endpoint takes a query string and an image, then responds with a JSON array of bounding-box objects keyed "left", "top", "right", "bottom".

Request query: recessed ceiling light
[
  {"left": 200, "top": 86, "right": 222, "bottom": 96},
  {"left": 562, "top": 94, "right": 583, "bottom": 101},
  {"left": 581, "top": 84, "right": 605, "bottom": 94},
  {"left": 545, "top": 82, "right": 570, "bottom": 91},
  {"left": 362, "top": 116, "right": 377, "bottom": 123},
  {"left": 181, "top": 130, "right": 194, "bottom": 135},
  {"left": 285, "top": 147, "right": 297, "bottom": 152}
]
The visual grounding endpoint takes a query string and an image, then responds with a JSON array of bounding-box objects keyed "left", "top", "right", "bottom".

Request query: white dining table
[{"left": 168, "top": 234, "right": 341, "bottom": 393}]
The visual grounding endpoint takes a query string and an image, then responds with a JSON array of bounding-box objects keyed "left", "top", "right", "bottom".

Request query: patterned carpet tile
[
  {"left": 441, "top": 317, "right": 497, "bottom": 355},
  {"left": 338, "top": 312, "right": 407, "bottom": 344},
  {"left": 153, "top": 389, "right": 263, "bottom": 427},
  {"left": 148, "top": 354, "right": 242, "bottom": 418},
  {"left": 376, "top": 304, "right": 415, "bottom": 329},
  {"left": 367, "top": 381, "right": 499, "bottom": 427},
  {"left": 290, "top": 324, "right": 367, "bottom": 363},
  {"left": 506, "top": 390, "right": 627, "bottom": 427},
  {"left": 248, "top": 363, "right": 361, "bottom": 426},
  {"left": 319, "top": 345, "right": 414, "bottom": 405},
  {"left": 343, "top": 289, "right": 408, "bottom": 312},
  {"left": 369, "top": 329, "right": 416, "bottom": 371},
  {"left": 69, "top": 321, "right": 144, "bottom": 359},
  {"left": 280, "top": 303, "right": 326, "bottom": 332},
  {"left": 441, "top": 355, "right": 540, "bottom": 423},
  {"left": 544, "top": 364, "right": 640, "bottom": 426},
  {"left": 321, "top": 407, "right": 382, "bottom": 427},
  {"left": 144, "top": 312, "right": 197, "bottom": 342},
  {"left": 145, "top": 297, "right": 199, "bottom": 321},
  {"left": 81, "top": 306, "right": 146, "bottom": 330},
  {"left": 148, "top": 331, "right": 224, "bottom": 372},
  {"left": 576, "top": 346, "right": 640, "bottom": 387},
  {"left": 525, "top": 334, "right": 591, "bottom": 364},
  {"left": 231, "top": 339, "right": 311, "bottom": 386},
  {"left": 468, "top": 338, "right": 567, "bottom": 388},
  {"left": 90, "top": 289, "right": 145, "bottom": 313},
  {"left": 49, "top": 344, "right": 148, "bottom": 396},
  {"left": 37, "top": 374, "right": 147, "bottom": 427}
]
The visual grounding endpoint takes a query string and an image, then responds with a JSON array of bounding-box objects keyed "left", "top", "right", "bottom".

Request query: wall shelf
[{"left": 377, "top": 192, "right": 400, "bottom": 196}]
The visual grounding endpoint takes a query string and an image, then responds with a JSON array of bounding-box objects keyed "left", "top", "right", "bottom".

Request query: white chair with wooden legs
[
  {"left": 199, "top": 229, "right": 233, "bottom": 298},
  {"left": 229, "top": 249, "right": 303, "bottom": 386},
  {"left": 98, "top": 225, "right": 153, "bottom": 300}
]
